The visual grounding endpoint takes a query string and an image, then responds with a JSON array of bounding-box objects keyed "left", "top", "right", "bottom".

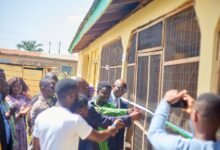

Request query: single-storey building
[
  {"left": 0, "top": 48, "right": 77, "bottom": 95},
  {"left": 68, "top": 0, "right": 220, "bottom": 149}
]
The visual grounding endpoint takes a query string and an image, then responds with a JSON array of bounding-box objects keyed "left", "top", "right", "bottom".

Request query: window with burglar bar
[
  {"left": 100, "top": 39, "right": 123, "bottom": 84},
  {"left": 124, "top": 5, "right": 201, "bottom": 150}
]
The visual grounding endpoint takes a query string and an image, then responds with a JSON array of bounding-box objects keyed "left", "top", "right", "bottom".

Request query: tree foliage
[{"left": 16, "top": 41, "right": 43, "bottom": 52}]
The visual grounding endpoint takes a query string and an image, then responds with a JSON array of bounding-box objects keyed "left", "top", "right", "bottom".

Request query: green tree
[{"left": 16, "top": 40, "right": 43, "bottom": 52}]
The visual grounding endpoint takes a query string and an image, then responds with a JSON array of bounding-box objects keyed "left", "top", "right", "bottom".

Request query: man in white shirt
[{"left": 32, "top": 79, "right": 118, "bottom": 150}]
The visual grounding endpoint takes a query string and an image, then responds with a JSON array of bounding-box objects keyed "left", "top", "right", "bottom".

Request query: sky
[{"left": 0, "top": 0, "right": 93, "bottom": 55}]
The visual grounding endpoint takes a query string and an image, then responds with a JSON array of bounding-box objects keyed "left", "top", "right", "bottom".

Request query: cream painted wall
[
  {"left": 195, "top": 0, "right": 220, "bottom": 94},
  {"left": 77, "top": 0, "right": 191, "bottom": 83},
  {"left": 77, "top": 0, "right": 220, "bottom": 94},
  {"left": 77, "top": 52, "right": 83, "bottom": 76}
]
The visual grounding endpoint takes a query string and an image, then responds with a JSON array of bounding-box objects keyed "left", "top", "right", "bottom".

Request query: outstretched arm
[
  {"left": 86, "top": 126, "right": 117, "bottom": 143},
  {"left": 95, "top": 106, "right": 128, "bottom": 116}
]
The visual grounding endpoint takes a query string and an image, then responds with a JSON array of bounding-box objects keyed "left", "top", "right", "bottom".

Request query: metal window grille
[
  {"left": 145, "top": 114, "right": 152, "bottom": 130},
  {"left": 115, "top": 67, "right": 122, "bottom": 80},
  {"left": 163, "top": 62, "right": 199, "bottom": 131},
  {"left": 128, "top": 33, "right": 137, "bottom": 64},
  {"left": 148, "top": 55, "right": 161, "bottom": 111},
  {"left": 164, "top": 7, "right": 200, "bottom": 61},
  {"left": 125, "top": 65, "right": 135, "bottom": 101},
  {"left": 136, "top": 56, "right": 149, "bottom": 107},
  {"left": 123, "top": 5, "right": 200, "bottom": 150},
  {"left": 108, "top": 68, "right": 116, "bottom": 84},
  {"left": 143, "top": 135, "right": 153, "bottom": 150},
  {"left": 101, "top": 46, "right": 110, "bottom": 66},
  {"left": 100, "top": 39, "right": 123, "bottom": 83},
  {"left": 163, "top": 63, "right": 198, "bottom": 98},
  {"left": 116, "top": 40, "right": 123, "bottom": 66},
  {"left": 125, "top": 33, "right": 137, "bottom": 101},
  {"left": 100, "top": 68, "right": 109, "bottom": 82},
  {"left": 136, "top": 54, "right": 161, "bottom": 128},
  {"left": 138, "top": 22, "right": 162, "bottom": 50},
  {"left": 133, "top": 125, "right": 143, "bottom": 150}
]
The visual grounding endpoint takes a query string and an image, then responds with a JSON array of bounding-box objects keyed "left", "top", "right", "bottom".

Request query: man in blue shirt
[{"left": 148, "top": 89, "right": 220, "bottom": 150}]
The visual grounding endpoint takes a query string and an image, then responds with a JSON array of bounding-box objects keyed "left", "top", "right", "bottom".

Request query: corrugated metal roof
[
  {"left": 0, "top": 48, "right": 78, "bottom": 61},
  {"left": 69, "top": 0, "right": 152, "bottom": 53}
]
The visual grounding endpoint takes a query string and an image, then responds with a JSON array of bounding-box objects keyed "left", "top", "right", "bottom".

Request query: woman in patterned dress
[{"left": 6, "top": 77, "right": 32, "bottom": 150}]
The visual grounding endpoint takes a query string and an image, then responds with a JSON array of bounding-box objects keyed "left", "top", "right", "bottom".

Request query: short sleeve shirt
[
  {"left": 30, "top": 95, "right": 54, "bottom": 127},
  {"left": 33, "top": 106, "right": 92, "bottom": 150}
]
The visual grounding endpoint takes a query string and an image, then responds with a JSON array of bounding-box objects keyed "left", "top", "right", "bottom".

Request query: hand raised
[
  {"left": 164, "top": 89, "right": 187, "bottom": 104},
  {"left": 113, "top": 119, "right": 125, "bottom": 129},
  {"left": 181, "top": 94, "right": 195, "bottom": 114}
]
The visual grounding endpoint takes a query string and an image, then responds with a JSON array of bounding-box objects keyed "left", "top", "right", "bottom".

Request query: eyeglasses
[{"left": 117, "top": 86, "right": 127, "bottom": 92}]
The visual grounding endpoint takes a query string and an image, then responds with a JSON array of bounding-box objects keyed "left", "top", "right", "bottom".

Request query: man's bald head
[
  {"left": 71, "top": 76, "right": 89, "bottom": 97},
  {"left": 44, "top": 72, "right": 58, "bottom": 83},
  {"left": 39, "top": 78, "right": 55, "bottom": 98},
  {"left": 112, "top": 79, "right": 127, "bottom": 97},
  {"left": 189, "top": 93, "right": 220, "bottom": 139},
  {"left": 40, "top": 79, "right": 52, "bottom": 89},
  {"left": 113, "top": 79, "right": 127, "bottom": 88}
]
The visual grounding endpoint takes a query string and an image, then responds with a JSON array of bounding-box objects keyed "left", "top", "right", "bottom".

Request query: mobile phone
[{"left": 170, "top": 99, "right": 187, "bottom": 108}]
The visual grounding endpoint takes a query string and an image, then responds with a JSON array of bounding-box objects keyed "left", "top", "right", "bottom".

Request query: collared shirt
[
  {"left": 147, "top": 100, "right": 220, "bottom": 150},
  {"left": 109, "top": 92, "right": 121, "bottom": 108},
  {"left": 30, "top": 95, "right": 54, "bottom": 127}
]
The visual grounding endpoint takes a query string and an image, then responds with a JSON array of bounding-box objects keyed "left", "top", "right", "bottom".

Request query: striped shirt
[{"left": 30, "top": 95, "right": 56, "bottom": 128}]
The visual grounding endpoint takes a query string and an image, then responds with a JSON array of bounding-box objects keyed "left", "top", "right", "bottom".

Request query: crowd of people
[
  {"left": 0, "top": 69, "right": 140, "bottom": 150},
  {"left": 0, "top": 67, "right": 220, "bottom": 150}
]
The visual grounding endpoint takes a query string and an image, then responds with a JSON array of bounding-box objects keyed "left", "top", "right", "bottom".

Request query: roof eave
[{"left": 68, "top": 0, "right": 112, "bottom": 53}]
